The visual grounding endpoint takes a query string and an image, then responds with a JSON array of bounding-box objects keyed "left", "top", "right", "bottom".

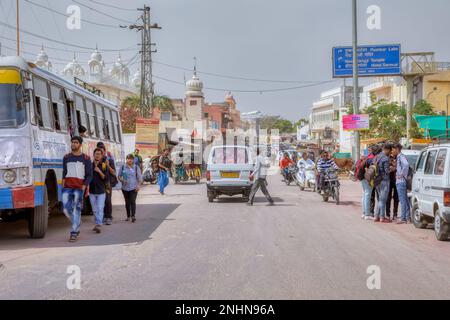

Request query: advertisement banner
[
  {"left": 135, "top": 118, "right": 160, "bottom": 158},
  {"left": 343, "top": 114, "right": 370, "bottom": 131}
]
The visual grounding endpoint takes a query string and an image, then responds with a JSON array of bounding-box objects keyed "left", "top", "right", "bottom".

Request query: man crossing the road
[{"left": 248, "top": 150, "right": 274, "bottom": 206}]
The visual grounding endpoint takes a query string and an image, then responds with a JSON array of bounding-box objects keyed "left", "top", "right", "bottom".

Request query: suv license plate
[{"left": 221, "top": 172, "right": 239, "bottom": 178}]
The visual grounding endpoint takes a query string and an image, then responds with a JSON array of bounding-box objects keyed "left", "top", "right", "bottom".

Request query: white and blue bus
[{"left": 0, "top": 56, "right": 124, "bottom": 238}]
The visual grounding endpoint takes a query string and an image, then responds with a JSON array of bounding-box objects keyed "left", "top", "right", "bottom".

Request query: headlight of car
[{"left": 3, "top": 169, "right": 17, "bottom": 184}]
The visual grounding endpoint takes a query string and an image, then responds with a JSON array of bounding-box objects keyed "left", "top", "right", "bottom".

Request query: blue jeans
[
  {"left": 361, "top": 179, "right": 373, "bottom": 216},
  {"left": 89, "top": 193, "right": 106, "bottom": 226},
  {"left": 396, "top": 180, "right": 410, "bottom": 221},
  {"left": 158, "top": 170, "right": 169, "bottom": 193},
  {"left": 375, "top": 180, "right": 390, "bottom": 219},
  {"left": 62, "top": 188, "right": 83, "bottom": 235}
]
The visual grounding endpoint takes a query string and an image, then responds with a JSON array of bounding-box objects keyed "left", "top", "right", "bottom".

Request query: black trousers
[
  {"left": 104, "top": 190, "right": 113, "bottom": 220},
  {"left": 249, "top": 178, "right": 273, "bottom": 204},
  {"left": 386, "top": 179, "right": 399, "bottom": 218},
  {"left": 122, "top": 190, "right": 138, "bottom": 218}
]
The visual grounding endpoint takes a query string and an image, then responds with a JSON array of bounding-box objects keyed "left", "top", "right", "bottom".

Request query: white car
[
  {"left": 206, "top": 145, "right": 254, "bottom": 202},
  {"left": 411, "top": 144, "right": 450, "bottom": 241}
]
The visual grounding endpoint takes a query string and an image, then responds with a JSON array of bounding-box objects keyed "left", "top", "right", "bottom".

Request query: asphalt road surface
[{"left": 0, "top": 172, "right": 449, "bottom": 300}]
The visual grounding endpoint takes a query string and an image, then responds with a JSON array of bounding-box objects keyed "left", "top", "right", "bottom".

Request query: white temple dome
[
  {"left": 35, "top": 46, "right": 52, "bottom": 71},
  {"left": 186, "top": 73, "right": 203, "bottom": 97},
  {"left": 109, "top": 55, "right": 130, "bottom": 85},
  {"left": 63, "top": 54, "right": 85, "bottom": 77}
]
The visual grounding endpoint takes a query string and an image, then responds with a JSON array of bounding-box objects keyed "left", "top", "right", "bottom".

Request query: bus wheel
[{"left": 28, "top": 186, "right": 49, "bottom": 239}]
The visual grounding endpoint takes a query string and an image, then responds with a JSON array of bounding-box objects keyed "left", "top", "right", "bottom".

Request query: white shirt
[{"left": 254, "top": 155, "right": 270, "bottom": 180}]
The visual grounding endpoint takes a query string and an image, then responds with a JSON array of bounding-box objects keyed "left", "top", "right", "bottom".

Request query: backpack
[
  {"left": 106, "top": 155, "right": 118, "bottom": 188},
  {"left": 354, "top": 158, "right": 367, "bottom": 181},
  {"left": 365, "top": 155, "right": 380, "bottom": 187}
]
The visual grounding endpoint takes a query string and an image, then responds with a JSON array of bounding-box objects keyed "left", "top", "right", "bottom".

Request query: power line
[
  {"left": 0, "top": 21, "right": 136, "bottom": 51},
  {"left": 153, "top": 74, "right": 338, "bottom": 93},
  {"left": 154, "top": 60, "right": 333, "bottom": 84},
  {"left": 0, "top": 34, "right": 136, "bottom": 54},
  {"left": 88, "top": 0, "right": 136, "bottom": 12},
  {"left": 24, "top": 0, "right": 122, "bottom": 28},
  {"left": 71, "top": 0, "right": 134, "bottom": 24}
]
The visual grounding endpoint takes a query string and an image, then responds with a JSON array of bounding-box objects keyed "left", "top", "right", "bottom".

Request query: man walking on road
[
  {"left": 248, "top": 150, "right": 274, "bottom": 206},
  {"left": 62, "top": 136, "right": 92, "bottom": 242},
  {"left": 158, "top": 148, "right": 172, "bottom": 195},
  {"left": 97, "top": 142, "right": 117, "bottom": 225}
]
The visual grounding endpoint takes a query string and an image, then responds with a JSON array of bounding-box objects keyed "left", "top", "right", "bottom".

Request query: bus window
[
  {"left": 85, "top": 100, "right": 98, "bottom": 138},
  {"left": 75, "top": 95, "right": 89, "bottom": 137},
  {"left": 112, "top": 110, "right": 121, "bottom": 143},
  {"left": 95, "top": 103, "right": 105, "bottom": 139},
  {"left": 33, "top": 77, "right": 53, "bottom": 130},
  {"left": 104, "top": 107, "right": 113, "bottom": 141},
  {"left": 50, "top": 85, "right": 67, "bottom": 132}
]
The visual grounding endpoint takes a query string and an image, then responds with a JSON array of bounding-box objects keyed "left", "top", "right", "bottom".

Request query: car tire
[
  {"left": 434, "top": 209, "right": 450, "bottom": 241},
  {"left": 208, "top": 196, "right": 214, "bottom": 203},
  {"left": 412, "top": 203, "right": 428, "bottom": 229},
  {"left": 28, "top": 186, "right": 49, "bottom": 239}
]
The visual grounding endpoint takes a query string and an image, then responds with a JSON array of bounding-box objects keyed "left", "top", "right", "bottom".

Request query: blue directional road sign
[{"left": 332, "top": 44, "right": 401, "bottom": 78}]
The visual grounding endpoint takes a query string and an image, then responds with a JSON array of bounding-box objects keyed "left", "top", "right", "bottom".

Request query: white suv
[
  {"left": 206, "top": 145, "right": 254, "bottom": 202},
  {"left": 411, "top": 144, "right": 450, "bottom": 241}
]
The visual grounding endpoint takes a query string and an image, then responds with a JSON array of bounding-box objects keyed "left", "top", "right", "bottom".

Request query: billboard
[
  {"left": 332, "top": 44, "right": 401, "bottom": 78},
  {"left": 135, "top": 118, "right": 160, "bottom": 158},
  {"left": 343, "top": 114, "right": 370, "bottom": 131}
]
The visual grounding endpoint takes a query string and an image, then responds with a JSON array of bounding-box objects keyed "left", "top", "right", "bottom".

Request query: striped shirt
[{"left": 317, "top": 158, "right": 339, "bottom": 173}]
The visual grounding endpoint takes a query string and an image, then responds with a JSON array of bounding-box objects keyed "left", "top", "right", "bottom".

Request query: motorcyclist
[
  {"left": 297, "top": 152, "right": 315, "bottom": 182},
  {"left": 279, "top": 152, "right": 294, "bottom": 181},
  {"left": 316, "top": 150, "right": 339, "bottom": 194}
]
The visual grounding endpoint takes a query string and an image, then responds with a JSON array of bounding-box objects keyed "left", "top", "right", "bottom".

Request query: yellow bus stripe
[{"left": 0, "top": 69, "right": 21, "bottom": 84}]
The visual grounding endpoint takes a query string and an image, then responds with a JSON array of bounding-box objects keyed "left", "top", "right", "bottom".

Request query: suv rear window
[
  {"left": 212, "top": 147, "right": 249, "bottom": 164},
  {"left": 434, "top": 149, "right": 447, "bottom": 175},
  {"left": 424, "top": 150, "right": 438, "bottom": 175}
]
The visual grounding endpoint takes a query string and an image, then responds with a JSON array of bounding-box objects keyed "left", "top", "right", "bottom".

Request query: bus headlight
[{"left": 3, "top": 170, "right": 17, "bottom": 184}]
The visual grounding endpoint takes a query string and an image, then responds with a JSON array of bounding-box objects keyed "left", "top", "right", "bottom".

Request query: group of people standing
[{"left": 355, "top": 143, "right": 411, "bottom": 224}]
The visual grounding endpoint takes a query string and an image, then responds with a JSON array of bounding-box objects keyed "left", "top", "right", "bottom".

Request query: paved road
[{"left": 0, "top": 172, "right": 449, "bottom": 299}]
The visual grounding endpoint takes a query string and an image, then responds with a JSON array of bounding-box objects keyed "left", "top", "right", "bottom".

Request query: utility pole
[
  {"left": 352, "top": 0, "right": 360, "bottom": 161},
  {"left": 16, "top": 0, "right": 20, "bottom": 56},
  {"left": 121, "top": 5, "right": 161, "bottom": 118}
]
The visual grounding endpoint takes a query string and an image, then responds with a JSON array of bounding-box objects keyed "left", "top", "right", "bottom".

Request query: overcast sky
[{"left": 1, "top": 0, "right": 449, "bottom": 120}]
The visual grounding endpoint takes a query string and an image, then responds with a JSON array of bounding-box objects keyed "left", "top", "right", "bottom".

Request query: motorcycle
[
  {"left": 284, "top": 164, "right": 297, "bottom": 186},
  {"left": 321, "top": 168, "right": 340, "bottom": 205},
  {"left": 296, "top": 163, "right": 317, "bottom": 192}
]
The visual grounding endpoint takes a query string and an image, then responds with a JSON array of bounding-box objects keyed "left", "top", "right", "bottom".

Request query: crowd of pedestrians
[
  {"left": 354, "top": 142, "right": 412, "bottom": 224},
  {"left": 61, "top": 136, "right": 178, "bottom": 242}
]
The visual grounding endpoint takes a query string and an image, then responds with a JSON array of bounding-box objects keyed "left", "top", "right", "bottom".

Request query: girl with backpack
[
  {"left": 118, "top": 154, "right": 143, "bottom": 223},
  {"left": 357, "top": 145, "right": 377, "bottom": 220}
]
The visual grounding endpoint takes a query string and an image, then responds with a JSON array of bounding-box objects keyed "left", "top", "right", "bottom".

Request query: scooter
[
  {"left": 321, "top": 168, "right": 340, "bottom": 205},
  {"left": 296, "top": 163, "right": 317, "bottom": 192}
]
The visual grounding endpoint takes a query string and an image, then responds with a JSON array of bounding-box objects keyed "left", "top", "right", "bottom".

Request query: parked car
[
  {"left": 403, "top": 149, "right": 421, "bottom": 167},
  {"left": 411, "top": 144, "right": 450, "bottom": 241},
  {"left": 206, "top": 145, "right": 254, "bottom": 202}
]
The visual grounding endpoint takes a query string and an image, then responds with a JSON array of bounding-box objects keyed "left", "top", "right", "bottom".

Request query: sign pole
[{"left": 352, "top": 0, "right": 360, "bottom": 161}]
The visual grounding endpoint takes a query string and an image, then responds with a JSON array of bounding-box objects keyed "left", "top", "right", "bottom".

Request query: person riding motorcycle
[
  {"left": 297, "top": 152, "right": 315, "bottom": 182},
  {"left": 279, "top": 152, "right": 294, "bottom": 181},
  {"left": 316, "top": 151, "right": 339, "bottom": 193}
]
